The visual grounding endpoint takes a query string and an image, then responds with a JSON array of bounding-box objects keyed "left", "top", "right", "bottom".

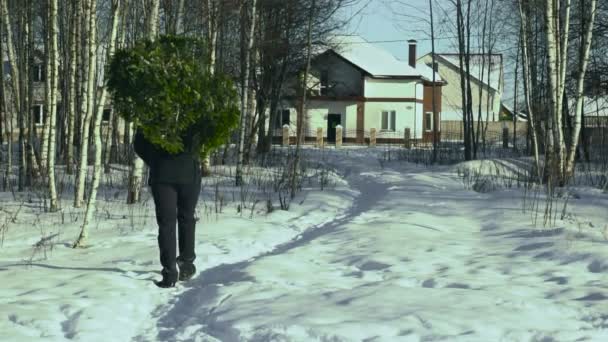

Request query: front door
[{"left": 327, "top": 114, "right": 341, "bottom": 143}]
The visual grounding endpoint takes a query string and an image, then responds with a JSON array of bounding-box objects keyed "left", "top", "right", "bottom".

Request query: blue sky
[
  {"left": 342, "top": 0, "right": 455, "bottom": 61},
  {"left": 341, "top": 0, "right": 518, "bottom": 105}
]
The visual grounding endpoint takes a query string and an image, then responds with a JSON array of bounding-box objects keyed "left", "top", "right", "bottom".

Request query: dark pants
[{"left": 151, "top": 182, "right": 201, "bottom": 273}]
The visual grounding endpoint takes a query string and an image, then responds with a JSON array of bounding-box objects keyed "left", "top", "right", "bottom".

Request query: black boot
[
  {"left": 155, "top": 268, "right": 178, "bottom": 288},
  {"left": 178, "top": 260, "right": 196, "bottom": 281}
]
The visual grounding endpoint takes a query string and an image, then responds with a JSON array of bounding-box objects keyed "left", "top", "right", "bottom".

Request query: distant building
[
  {"left": 278, "top": 36, "right": 445, "bottom": 144},
  {"left": 418, "top": 53, "right": 504, "bottom": 123}
]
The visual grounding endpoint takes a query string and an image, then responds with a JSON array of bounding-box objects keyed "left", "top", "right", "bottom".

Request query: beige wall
[
  {"left": 364, "top": 101, "right": 423, "bottom": 139},
  {"left": 420, "top": 54, "right": 501, "bottom": 122},
  {"left": 305, "top": 100, "right": 358, "bottom": 137},
  {"left": 364, "top": 78, "right": 421, "bottom": 99}
]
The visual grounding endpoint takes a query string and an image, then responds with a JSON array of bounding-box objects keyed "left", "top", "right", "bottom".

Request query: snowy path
[{"left": 151, "top": 149, "right": 608, "bottom": 342}]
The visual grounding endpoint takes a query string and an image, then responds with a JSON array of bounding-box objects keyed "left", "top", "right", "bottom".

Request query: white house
[
  {"left": 277, "top": 36, "right": 445, "bottom": 144},
  {"left": 418, "top": 53, "right": 504, "bottom": 123}
]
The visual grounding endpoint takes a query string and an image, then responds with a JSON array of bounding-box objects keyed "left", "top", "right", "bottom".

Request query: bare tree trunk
[
  {"left": 455, "top": 0, "right": 471, "bottom": 161},
  {"left": 200, "top": 0, "right": 219, "bottom": 176},
  {"left": 67, "top": 0, "right": 79, "bottom": 175},
  {"left": 175, "top": 0, "right": 184, "bottom": 35},
  {"left": 0, "top": 17, "right": 10, "bottom": 190},
  {"left": 565, "top": 0, "right": 597, "bottom": 178},
  {"left": 235, "top": 0, "right": 257, "bottom": 186},
  {"left": 430, "top": 0, "right": 438, "bottom": 164},
  {"left": 291, "top": 0, "right": 315, "bottom": 199},
  {"left": 48, "top": 0, "right": 61, "bottom": 211},
  {"left": 127, "top": 0, "right": 159, "bottom": 204},
  {"left": 75, "top": 0, "right": 121, "bottom": 248},
  {"left": 518, "top": 0, "right": 542, "bottom": 181},
  {"left": 513, "top": 33, "right": 520, "bottom": 151},
  {"left": 1, "top": 0, "right": 23, "bottom": 189},
  {"left": 74, "top": 0, "right": 98, "bottom": 208},
  {"left": 545, "top": 0, "right": 559, "bottom": 183},
  {"left": 41, "top": 4, "right": 53, "bottom": 176}
]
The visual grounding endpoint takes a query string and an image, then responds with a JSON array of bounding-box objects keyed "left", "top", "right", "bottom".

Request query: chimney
[{"left": 408, "top": 39, "right": 417, "bottom": 68}]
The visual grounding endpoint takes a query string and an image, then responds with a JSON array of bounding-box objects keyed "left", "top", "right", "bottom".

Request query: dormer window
[
  {"left": 102, "top": 108, "right": 112, "bottom": 123},
  {"left": 320, "top": 70, "right": 328, "bottom": 96},
  {"left": 33, "top": 64, "right": 45, "bottom": 82},
  {"left": 33, "top": 104, "right": 45, "bottom": 126}
]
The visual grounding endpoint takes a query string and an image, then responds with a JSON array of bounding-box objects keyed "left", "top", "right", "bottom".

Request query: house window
[
  {"left": 33, "top": 105, "right": 44, "bottom": 126},
  {"left": 33, "top": 64, "right": 45, "bottom": 82},
  {"left": 320, "top": 70, "right": 329, "bottom": 96},
  {"left": 275, "top": 109, "right": 290, "bottom": 128},
  {"left": 381, "top": 110, "right": 396, "bottom": 131},
  {"left": 425, "top": 112, "right": 433, "bottom": 132},
  {"left": 102, "top": 108, "right": 112, "bottom": 123}
]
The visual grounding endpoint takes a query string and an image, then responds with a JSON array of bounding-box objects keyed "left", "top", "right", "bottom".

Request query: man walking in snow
[{"left": 134, "top": 128, "right": 201, "bottom": 288}]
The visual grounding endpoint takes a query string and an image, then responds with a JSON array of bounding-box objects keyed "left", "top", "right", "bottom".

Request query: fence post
[
  {"left": 404, "top": 128, "right": 411, "bottom": 149},
  {"left": 502, "top": 126, "right": 509, "bottom": 149},
  {"left": 370, "top": 128, "right": 376, "bottom": 147},
  {"left": 316, "top": 127, "right": 324, "bottom": 148},
  {"left": 336, "top": 125, "right": 343, "bottom": 148},
  {"left": 282, "top": 124, "right": 289, "bottom": 146}
]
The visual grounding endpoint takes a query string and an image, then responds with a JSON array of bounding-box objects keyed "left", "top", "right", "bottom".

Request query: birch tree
[
  {"left": 47, "top": 0, "right": 60, "bottom": 211},
  {"left": 74, "top": 0, "right": 121, "bottom": 248},
  {"left": 565, "top": 0, "right": 597, "bottom": 178},
  {"left": 235, "top": 0, "right": 257, "bottom": 186},
  {"left": 127, "top": 0, "right": 159, "bottom": 204},
  {"left": 0, "top": 13, "right": 11, "bottom": 190},
  {"left": 518, "top": 0, "right": 542, "bottom": 180},
  {"left": 74, "top": 0, "right": 98, "bottom": 208},
  {"left": 1, "top": 0, "right": 23, "bottom": 189},
  {"left": 66, "top": 0, "right": 79, "bottom": 175},
  {"left": 291, "top": 0, "right": 316, "bottom": 199}
]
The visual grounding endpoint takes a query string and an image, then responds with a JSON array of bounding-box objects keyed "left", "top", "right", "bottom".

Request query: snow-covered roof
[
  {"left": 421, "top": 53, "right": 502, "bottom": 91},
  {"left": 327, "top": 35, "right": 442, "bottom": 82}
]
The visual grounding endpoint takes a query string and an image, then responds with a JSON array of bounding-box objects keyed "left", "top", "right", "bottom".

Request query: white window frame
[
  {"left": 33, "top": 104, "right": 44, "bottom": 126},
  {"left": 33, "top": 64, "right": 44, "bottom": 82},
  {"left": 102, "top": 108, "right": 112, "bottom": 124},
  {"left": 381, "top": 110, "right": 396, "bottom": 131},
  {"left": 424, "top": 112, "right": 433, "bottom": 132}
]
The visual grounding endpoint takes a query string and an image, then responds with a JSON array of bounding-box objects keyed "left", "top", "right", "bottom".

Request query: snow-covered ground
[{"left": 2, "top": 147, "right": 608, "bottom": 341}]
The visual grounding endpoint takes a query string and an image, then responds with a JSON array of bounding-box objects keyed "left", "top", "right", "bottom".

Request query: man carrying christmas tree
[
  {"left": 107, "top": 36, "right": 240, "bottom": 288},
  {"left": 134, "top": 127, "right": 200, "bottom": 288}
]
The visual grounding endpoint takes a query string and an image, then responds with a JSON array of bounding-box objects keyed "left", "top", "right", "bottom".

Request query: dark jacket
[{"left": 134, "top": 129, "right": 201, "bottom": 185}]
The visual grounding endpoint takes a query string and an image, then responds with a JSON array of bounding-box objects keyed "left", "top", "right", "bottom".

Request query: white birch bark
[
  {"left": 518, "top": 0, "right": 542, "bottom": 181},
  {"left": 565, "top": 0, "right": 597, "bottom": 178},
  {"left": 555, "top": 0, "right": 571, "bottom": 177},
  {"left": 48, "top": 0, "right": 60, "bottom": 211},
  {"left": 0, "top": 13, "right": 10, "bottom": 189},
  {"left": 291, "top": 0, "right": 315, "bottom": 199},
  {"left": 545, "top": 0, "right": 559, "bottom": 182},
  {"left": 1, "top": 0, "right": 20, "bottom": 127},
  {"left": 175, "top": 0, "right": 184, "bottom": 34},
  {"left": 67, "top": 0, "right": 79, "bottom": 175},
  {"left": 200, "top": 0, "right": 218, "bottom": 176},
  {"left": 74, "top": 0, "right": 120, "bottom": 247},
  {"left": 74, "top": 0, "right": 98, "bottom": 208},
  {"left": 41, "top": 9, "right": 52, "bottom": 175},
  {"left": 127, "top": 0, "right": 159, "bottom": 204},
  {"left": 235, "top": 0, "right": 257, "bottom": 186}
]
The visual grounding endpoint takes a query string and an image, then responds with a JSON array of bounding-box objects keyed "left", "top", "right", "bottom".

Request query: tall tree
[
  {"left": 235, "top": 0, "right": 257, "bottom": 186},
  {"left": 565, "top": 0, "right": 597, "bottom": 177},
  {"left": 75, "top": 0, "right": 121, "bottom": 247},
  {"left": 127, "top": 0, "right": 159, "bottom": 204},
  {"left": 291, "top": 0, "right": 316, "bottom": 199},
  {"left": 74, "top": 0, "right": 98, "bottom": 208},
  {"left": 47, "top": 0, "right": 60, "bottom": 211}
]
